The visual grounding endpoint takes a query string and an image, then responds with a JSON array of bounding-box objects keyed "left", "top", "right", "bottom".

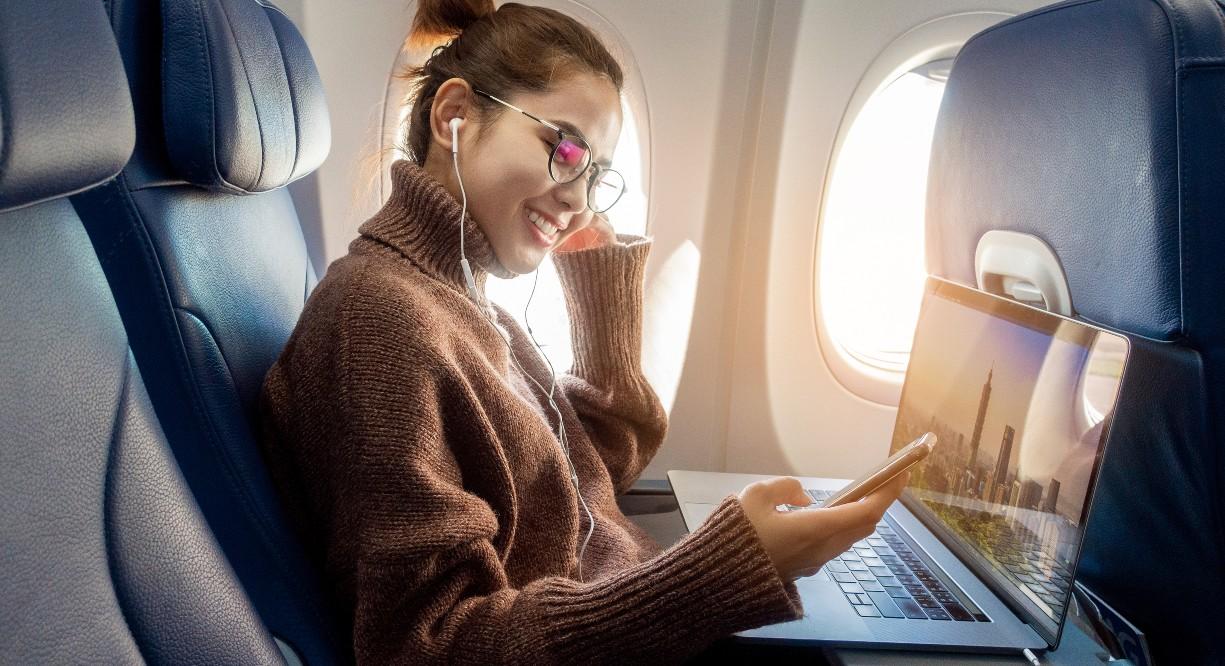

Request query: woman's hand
[
  {"left": 554, "top": 212, "right": 617, "bottom": 253},
  {"left": 737, "top": 473, "right": 908, "bottom": 581}
]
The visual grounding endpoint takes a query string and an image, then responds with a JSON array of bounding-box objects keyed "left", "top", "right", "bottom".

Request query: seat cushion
[
  {"left": 0, "top": 199, "right": 283, "bottom": 665},
  {"left": 1, "top": 1, "right": 284, "bottom": 661},
  {"left": 72, "top": 1, "right": 344, "bottom": 662}
]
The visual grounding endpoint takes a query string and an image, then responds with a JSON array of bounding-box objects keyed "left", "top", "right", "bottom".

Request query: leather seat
[
  {"left": 926, "top": 0, "right": 1225, "bottom": 661},
  {"left": 71, "top": 0, "right": 344, "bottom": 662},
  {"left": 0, "top": 1, "right": 282, "bottom": 662}
]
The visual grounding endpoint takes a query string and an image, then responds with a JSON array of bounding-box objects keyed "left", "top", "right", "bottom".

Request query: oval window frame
[{"left": 813, "top": 12, "right": 1015, "bottom": 406}]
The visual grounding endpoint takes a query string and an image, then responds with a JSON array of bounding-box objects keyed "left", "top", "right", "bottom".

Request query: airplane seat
[
  {"left": 0, "top": 1, "right": 284, "bottom": 662},
  {"left": 71, "top": 0, "right": 346, "bottom": 662},
  {"left": 926, "top": 0, "right": 1225, "bottom": 661}
]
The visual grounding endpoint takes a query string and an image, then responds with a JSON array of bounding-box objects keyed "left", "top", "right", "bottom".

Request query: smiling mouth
[{"left": 527, "top": 208, "right": 561, "bottom": 237}]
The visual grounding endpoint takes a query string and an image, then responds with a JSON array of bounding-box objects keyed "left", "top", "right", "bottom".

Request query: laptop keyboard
[{"left": 788, "top": 489, "right": 989, "bottom": 622}]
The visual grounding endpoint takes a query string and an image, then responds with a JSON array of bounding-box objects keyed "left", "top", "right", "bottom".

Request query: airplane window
[
  {"left": 818, "top": 59, "right": 951, "bottom": 375},
  {"left": 387, "top": 3, "right": 650, "bottom": 376}
]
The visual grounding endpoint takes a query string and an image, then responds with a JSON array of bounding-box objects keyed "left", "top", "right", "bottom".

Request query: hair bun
[{"left": 408, "top": 0, "right": 496, "bottom": 49}]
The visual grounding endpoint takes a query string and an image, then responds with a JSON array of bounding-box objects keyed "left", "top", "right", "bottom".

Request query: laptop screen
[{"left": 889, "top": 277, "right": 1128, "bottom": 642}]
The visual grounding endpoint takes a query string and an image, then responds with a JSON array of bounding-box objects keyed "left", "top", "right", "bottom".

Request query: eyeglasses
[{"left": 473, "top": 88, "right": 626, "bottom": 214}]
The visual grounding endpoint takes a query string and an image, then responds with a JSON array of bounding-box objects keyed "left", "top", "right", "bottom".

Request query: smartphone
[{"left": 820, "top": 432, "right": 936, "bottom": 509}]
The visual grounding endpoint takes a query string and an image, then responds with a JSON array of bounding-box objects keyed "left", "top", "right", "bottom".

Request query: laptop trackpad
[{"left": 681, "top": 502, "right": 718, "bottom": 530}]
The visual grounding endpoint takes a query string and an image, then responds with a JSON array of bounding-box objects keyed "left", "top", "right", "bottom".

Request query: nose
[{"left": 553, "top": 173, "right": 589, "bottom": 213}]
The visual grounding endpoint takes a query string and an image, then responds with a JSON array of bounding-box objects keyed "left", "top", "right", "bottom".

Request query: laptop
[{"left": 668, "top": 276, "right": 1130, "bottom": 653}]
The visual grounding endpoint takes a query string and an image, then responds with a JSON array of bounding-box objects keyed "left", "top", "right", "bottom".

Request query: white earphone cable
[
  {"left": 524, "top": 269, "right": 596, "bottom": 581},
  {"left": 453, "top": 128, "right": 595, "bottom": 582}
]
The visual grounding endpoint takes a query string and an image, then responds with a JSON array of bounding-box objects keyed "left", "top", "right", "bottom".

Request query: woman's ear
[{"left": 431, "top": 78, "right": 471, "bottom": 153}]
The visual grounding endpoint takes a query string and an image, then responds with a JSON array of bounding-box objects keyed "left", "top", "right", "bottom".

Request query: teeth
[{"left": 527, "top": 209, "right": 558, "bottom": 236}]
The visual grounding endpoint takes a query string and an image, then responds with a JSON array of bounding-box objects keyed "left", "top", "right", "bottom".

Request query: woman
[{"left": 259, "top": 1, "right": 905, "bottom": 663}]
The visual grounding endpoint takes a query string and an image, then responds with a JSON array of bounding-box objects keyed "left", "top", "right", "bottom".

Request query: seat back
[
  {"left": 71, "top": 0, "right": 344, "bottom": 662},
  {"left": 0, "top": 2, "right": 282, "bottom": 662},
  {"left": 926, "top": 0, "right": 1225, "bottom": 661}
]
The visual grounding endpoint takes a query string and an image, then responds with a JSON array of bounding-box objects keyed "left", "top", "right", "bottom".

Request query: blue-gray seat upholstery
[
  {"left": 71, "top": 0, "right": 345, "bottom": 662},
  {"left": 927, "top": 0, "right": 1225, "bottom": 661},
  {"left": 0, "top": 1, "right": 282, "bottom": 662}
]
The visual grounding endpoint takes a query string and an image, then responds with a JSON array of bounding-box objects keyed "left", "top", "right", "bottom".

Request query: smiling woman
[
  {"left": 418, "top": 72, "right": 623, "bottom": 273},
  {"left": 256, "top": 2, "right": 814, "bottom": 664},
  {"left": 384, "top": 0, "right": 652, "bottom": 376}
]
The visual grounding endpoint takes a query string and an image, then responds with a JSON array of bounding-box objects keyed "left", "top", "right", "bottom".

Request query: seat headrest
[
  {"left": 926, "top": 0, "right": 1225, "bottom": 344},
  {"left": 0, "top": 1, "right": 134, "bottom": 212},
  {"left": 161, "top": 0, "right": 331, "bottom": 194}
]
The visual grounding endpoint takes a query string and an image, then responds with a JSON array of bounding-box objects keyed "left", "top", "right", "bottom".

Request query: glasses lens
[
  {"left": 550, "top": 135, "right": 590, "bottom": 183},
  {"left": 589, "top": 169, "right": 626, "bottom": 213}
]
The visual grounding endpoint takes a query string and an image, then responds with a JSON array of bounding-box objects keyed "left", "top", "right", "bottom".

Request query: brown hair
[{"left": 399, "top": 0, "right": 624, "bottom": 165}]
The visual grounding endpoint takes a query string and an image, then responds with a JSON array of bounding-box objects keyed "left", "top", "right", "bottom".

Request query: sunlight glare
[{"left": 819, "top": 71, "right": 946, "bottom": 373}]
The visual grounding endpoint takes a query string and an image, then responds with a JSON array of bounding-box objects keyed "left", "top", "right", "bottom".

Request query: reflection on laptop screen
[{"left": 889, "top": 278, "right": 1127, "bottom": 638}]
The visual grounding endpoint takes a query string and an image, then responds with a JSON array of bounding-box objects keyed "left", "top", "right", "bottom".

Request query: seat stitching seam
[
  {"left": 1175, "top": 66, "right": 1188, "bottom": 341},
  {"left": 265, "top": 6, "right": 301, "bottom": 184},
  {"left": 101, "top": 353, "right": 144, "bottom": 661},
  {"left": 217, "top": 0, "right": 268, "bottom": 191},
  {"left": 170, "top": 305, "right": 307, "bottom": 592},
  {"left": 190, "top": 0, "right": 236, "bottom": 194},
  {"left": 98, "top": 187, "right": 141, "bottom": 262}
]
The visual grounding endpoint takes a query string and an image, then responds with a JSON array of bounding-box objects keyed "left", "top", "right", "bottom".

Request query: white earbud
[{"left": 450, "top": 116, "right": 479, "bottom": 301}]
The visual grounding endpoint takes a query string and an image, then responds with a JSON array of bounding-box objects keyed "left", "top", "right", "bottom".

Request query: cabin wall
[
  {"left": 724, "top": 0, "right": 1049, "bottom": 483},
  {"left": 287, "top": 0, "right": 1050, "bottom": 484}
]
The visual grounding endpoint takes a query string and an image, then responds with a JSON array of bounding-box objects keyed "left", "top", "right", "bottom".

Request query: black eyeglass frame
[{"left": 472, "top": 88, "right": 626, "bottom": 214}]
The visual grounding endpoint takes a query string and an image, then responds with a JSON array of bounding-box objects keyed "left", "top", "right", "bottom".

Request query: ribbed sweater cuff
[
  {"left": 517, "top": 495, "right": 803, "bottom": 663},
  {"left": 551, "top": 234, "right": 651, "bottom": 386}
]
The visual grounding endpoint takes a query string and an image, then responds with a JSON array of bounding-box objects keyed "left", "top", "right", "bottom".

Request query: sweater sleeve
[
  {"left": 333, "top": 287, "right": 802, "bottom": 665},
  {"left": 549, "top": 234, "right": 667, "bottom": 494}
]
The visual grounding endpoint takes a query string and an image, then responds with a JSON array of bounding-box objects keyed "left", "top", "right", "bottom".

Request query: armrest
[
  {"left": 616, "top": 478, "right": 677, "bottom": 518},
  {"left": 615, "top": 478, "right": 686, "bottom": 546},
  {"left": 620, "top": 478, "right": 674, "bottom": 496}
]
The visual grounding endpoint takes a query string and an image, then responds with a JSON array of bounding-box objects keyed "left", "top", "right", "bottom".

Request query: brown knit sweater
[{"left": 258, "top": 160, "right": 802, "bottom": 664}]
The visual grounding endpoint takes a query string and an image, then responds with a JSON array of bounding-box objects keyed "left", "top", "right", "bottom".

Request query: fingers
[
  {"left": 590, "top": 212, "right": 617, "bottom": 245},
  {"left": 555, "top": 227, "right": 602, "bottom": 253},
  {"left": 554, "top": 213, "right": 617, "bottom": 252},
  {"left": 791, "top": 566, "right": 821, "bottom": 580},
  {"left": 866, "top": 471, "right": 909, "bottom": 506},
  {"left": 744, "top": 472, "right": 909, "bottom": 536},
  {"left": 740, "top": 476, "right": 811, "bottom": 509},
  {"left": 790, "top": 474, "right": 907, "bottom": 533},
  {"left": 839, "top": 471, "right": 908, "bottom": 515},
  {"left": 790, "top": 498, "right": 879, "bottom": 534},
  {"left": 830, "top": 522, "right": 875, "bottom": 550}
]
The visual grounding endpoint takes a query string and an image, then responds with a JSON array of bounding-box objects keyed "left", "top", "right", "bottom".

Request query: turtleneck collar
[{"left": 356, "top": 160, "right": 514, "bottom": 292}]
